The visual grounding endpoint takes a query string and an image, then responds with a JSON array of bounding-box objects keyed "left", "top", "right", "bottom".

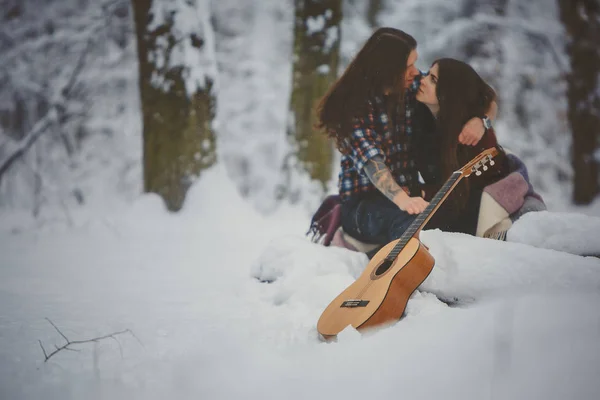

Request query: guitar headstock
[{"left": 459, "top": 147, "right": 499, "bottom": 177}]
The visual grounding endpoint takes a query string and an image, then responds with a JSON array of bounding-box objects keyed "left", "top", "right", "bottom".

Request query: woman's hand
[
  {"left": 394, "top": 193, "right": 429, "bottom": 214},
  {"left": 459, "top": 117, "right": 485, "bottom": 146}
]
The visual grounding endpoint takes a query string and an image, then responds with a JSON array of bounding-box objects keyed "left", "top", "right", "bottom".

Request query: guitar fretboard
[{"left": 385, "top": 171, "right": 462, "bottom": 261}]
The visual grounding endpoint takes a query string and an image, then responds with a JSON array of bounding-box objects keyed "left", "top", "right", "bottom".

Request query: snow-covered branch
[
  {"left": 147, "top": 0, "right": 217, "bottom": 96},
  {"left": 0, "top": 108, "right": 57, "bottom": 178},
  {"left": 0, "top": 33, "right": 95, "bottom": 178}
]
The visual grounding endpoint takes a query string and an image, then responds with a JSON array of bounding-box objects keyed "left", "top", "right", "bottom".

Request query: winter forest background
[
  {"left": 2, "top": 1, "right": 600, "bottom": 399},
  {"left": 0, "top": 0, "right": 599, "bottom": 226}
]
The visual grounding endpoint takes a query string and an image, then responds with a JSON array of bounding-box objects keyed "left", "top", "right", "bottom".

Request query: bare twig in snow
[
  {"left": 39, "top": 318, "right": 136, "bottom": 363},
  {"left": 110, "top": 335, "right": 124, "bottom": 359},
  {"left": 127, "top": 328, "right": 145, "bottom": 348},
  {"left": 46, "top": 317, "right": 69, "bottom": 343},
  {"left": 38, "top": 340, "right": 48, "bottom": 359}
]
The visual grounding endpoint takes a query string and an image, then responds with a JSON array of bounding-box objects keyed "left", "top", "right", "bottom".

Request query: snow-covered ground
[
  {"left": 2, "top": 1, "right": 600, "bottom": 398},
  {"left": 2, "top": 164, "right": 600, "bottom": 400}
]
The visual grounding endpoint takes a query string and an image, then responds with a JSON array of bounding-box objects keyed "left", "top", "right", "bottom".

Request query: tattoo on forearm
[{"left": 363, "top": 157, "right": 404, "bottom": 201}]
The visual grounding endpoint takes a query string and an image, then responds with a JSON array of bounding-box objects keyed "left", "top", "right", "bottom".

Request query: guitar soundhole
[{"left": 374, "top": 259, "right": 393, "bottom": 276}]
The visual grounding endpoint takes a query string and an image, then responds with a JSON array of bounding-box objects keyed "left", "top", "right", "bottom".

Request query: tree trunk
[
  {"left": 287, "top": 0, "right": 341, "bottom": 195},
  {"left": 558, "top": 0, "right": 600, "bottom": 204},
  {"left": 367, "top": 0, "right": 382, "bottom": 28},
  {"left": 132, "top": 0, "right": 217, "bottom": 211}
]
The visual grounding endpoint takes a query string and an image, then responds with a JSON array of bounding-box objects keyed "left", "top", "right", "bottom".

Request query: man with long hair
[{"left": 315, "top": 28, "right": 497, "bottom": 248}]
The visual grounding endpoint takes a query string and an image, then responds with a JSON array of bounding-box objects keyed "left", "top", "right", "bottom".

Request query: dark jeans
[{"left": 340, "top": 193, "right": 417, "bottom": 246}]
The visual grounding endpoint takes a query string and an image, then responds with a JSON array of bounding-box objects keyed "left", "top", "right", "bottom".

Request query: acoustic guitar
[{"left": 317, "top": 147, "right": 499, "bottom": 341}]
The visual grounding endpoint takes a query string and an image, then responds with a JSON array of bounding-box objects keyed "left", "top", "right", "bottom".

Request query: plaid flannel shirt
[{"left": 338, "top": 72, "right": 424, "bottom": 201}]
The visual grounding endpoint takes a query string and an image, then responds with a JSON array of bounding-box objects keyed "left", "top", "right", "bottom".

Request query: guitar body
[{"left": 317, "top": 237, "right": 435, "bottom": 340}]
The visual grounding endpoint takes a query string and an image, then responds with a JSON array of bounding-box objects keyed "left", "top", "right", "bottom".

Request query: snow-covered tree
[
  {"left": 0, "top": 0, "right": 136, "bottom": 219},
  {"left": 132, "top": 0, "right": 217, "bottom": 211},
  {"left": 558, "top": 0, "right": 600, "bottom": 204},
  {"left": 286, "top": 0, "right": 341, "bottom": 199}
]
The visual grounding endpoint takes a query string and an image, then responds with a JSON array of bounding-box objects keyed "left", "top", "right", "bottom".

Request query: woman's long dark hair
[
  {"left": 316, "top": 28, "right": 417, "bottom": 154},
  {"left": 433, "top": 58, "right": 497, "bottom": 213}
]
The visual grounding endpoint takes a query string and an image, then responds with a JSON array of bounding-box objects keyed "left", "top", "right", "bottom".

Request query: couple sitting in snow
[{"left": 308, "top": 27, "right": 546, "bottom": 258}]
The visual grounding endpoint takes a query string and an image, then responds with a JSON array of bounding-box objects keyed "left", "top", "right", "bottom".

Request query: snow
[
  {"left": 2, "top": 164, "right": 600, "bottom": 399},
  {"left": 325, "top": 26, "right": 339, "bottom": 52},
  {"left": 2, "top": 0, "right": 600, "bottom": 398},
  {"left": 148, "top": 0, "right": 217, "bottom": 96},
  {"left": 317, "top": 64, "right": 330, "bottom": 74},
  {"left": 509, "top": 211, "right": 600, "bottom": 256},
  {"left": 307, "top": 15, "right": 326, "bottom": 34}
]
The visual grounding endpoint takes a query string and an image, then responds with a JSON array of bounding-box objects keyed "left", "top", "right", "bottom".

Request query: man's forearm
[{"left": 363, "top": 156, "right": 408, "bottom": 202}]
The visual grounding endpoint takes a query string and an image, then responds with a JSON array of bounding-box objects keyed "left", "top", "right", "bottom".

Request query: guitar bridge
[{"left": 340, "top": 299, "right": 370, "bottom": 308}]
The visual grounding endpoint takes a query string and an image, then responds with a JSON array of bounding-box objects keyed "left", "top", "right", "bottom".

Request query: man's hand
[
  {"left": 458, "top": 117, "right": 485, "bottom": 146},
  {"left": 363, "top": 156, "right": 428, "bottom": 214},
  {"left": 394, "top": 194, "right": 429, "bottom": 215}
]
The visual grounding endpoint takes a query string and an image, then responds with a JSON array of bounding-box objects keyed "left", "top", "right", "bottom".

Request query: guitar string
[
  {"left": 355, "top": 280, "right": 373, "bottom": 299},
  {"left": 386, "top": 172, "right": 462, "bottom": 260}
]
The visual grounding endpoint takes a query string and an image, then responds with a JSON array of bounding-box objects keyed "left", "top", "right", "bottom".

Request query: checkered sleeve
[{"left": 347, "top": 100, "right": 386, "bottom": 174}]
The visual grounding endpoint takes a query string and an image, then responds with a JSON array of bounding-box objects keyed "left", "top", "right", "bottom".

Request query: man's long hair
[
  {"left": 433, "top": 58, "right": 497, "bottom": 213},
  {"left": 316, "top": 28, "right": 417, "bottom": 154}
]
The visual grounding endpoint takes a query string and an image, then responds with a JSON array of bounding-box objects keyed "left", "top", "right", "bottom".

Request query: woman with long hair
[
  {"left": 415, "top": 58, "right": 509, "bottom": 234},
  {"left": 315, "top": 28, "right": 496, "bottom": 248}
]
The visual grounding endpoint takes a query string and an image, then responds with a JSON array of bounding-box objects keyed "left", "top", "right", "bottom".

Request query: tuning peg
[
  {"left": 489, "top": 160, "right": 495, "bottom": 166},
  {"left": 483, "top": 165, "right": 488, "bottom": 171},
  {"left": 475, "top": 170, "right": 482, "bottom": 176}
]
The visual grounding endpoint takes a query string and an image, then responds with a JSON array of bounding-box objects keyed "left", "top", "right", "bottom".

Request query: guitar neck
[{"left": 386, "top": 172, "right": 463, "bottom": 260}]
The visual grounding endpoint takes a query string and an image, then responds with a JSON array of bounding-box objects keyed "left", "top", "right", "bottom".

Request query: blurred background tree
[
  {"left": 558, "top": 0, "right": 600, "bottom": 204},
  {"left": 367, "top": 0, "right": 382, "bottom": 28},
  {"left": 132, "top": 0, "right": 217, "bottom": 211},
  {"left": 285, "top": 0, "right": 341, "bottom": 202},
  {"left": 0, "top": 0, "right": 134, "bottom": 220}
]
